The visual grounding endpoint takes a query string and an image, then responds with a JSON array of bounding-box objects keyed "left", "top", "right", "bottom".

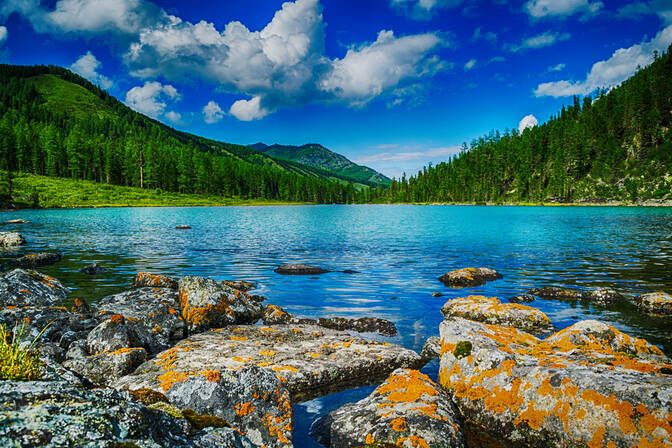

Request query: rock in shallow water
[
  {"left": 438, "top": 267, "right": 502, "bottom": 287},
  {"left": 274, "top": 264, "right": 329, "bottom": 275},
  {"left": 0, "top": 269, "right": 69, "bottom": 307},
  {"left": 312, "top": 368, "right": 465, "bottom": 448},
  {"left": 528, "top": 286, "right": 625, "bottom": 306},
  {"left": 635, "top": 291, "right": 672, "bottom": 315},
  {"left": 509, "top": 294, "right": 535, "bottom": 303},
  {"left": 438, "top": 317, "right": 672, "bottom": 448},
  {"left": 80, "top": 263, "right": 106, "bottom": 275},
  {"left": 8, "top": 252, "right": 62, "bottom": 268},
  {"left": 115, "top": 324, "right": 423, "bottom": 403},
  {"left": 441, "top": 295, "right": 554, "bottom": 334},
  {"left": 0, "top": 231, "right": 26, "bottom": 247}
]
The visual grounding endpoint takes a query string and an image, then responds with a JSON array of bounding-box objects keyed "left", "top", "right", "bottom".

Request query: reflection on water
[{"left": 2, "top": 204, "right": 671, "bottom": 447}]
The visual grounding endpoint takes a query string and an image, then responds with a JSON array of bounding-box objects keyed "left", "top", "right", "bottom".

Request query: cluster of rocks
[{"left": 0, "top": 268, "right": 425, "bottom": 448}]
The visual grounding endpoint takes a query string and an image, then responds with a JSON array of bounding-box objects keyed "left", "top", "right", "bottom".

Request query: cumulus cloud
[
  {"left": 464, "top": 58, "right": 477, "bottom": 70},
  {"left": 0, "top": 25, "right": 7, "bottom": 43},
  {"left": 69, "top": 51, "right": 113, "bottom": 89},
  {"left": 124, "top": 81, "right": 181, "bottom": 119},
  {"left": 390, "top": 0, "right": 467, "bottom": 20},
  {"left": 508, "top": 31, "right": 570, "bottom": 52},
  {"left": 229, "top": 96, "right": 271, "bottom": 121},
  {"left": 617, "top": 1, "right": 672, "bottom": 25},
  {"left": 164, "top": 110, "right": 181, "bottom": 123},
  {"left": 202, "top": 100, "right": 225, "bottom": 124},
  {"left": 0, "top": 0, "right": 165, "bottom": 36},
  {"left": 535, "top": 24, "right": 672, "bottom": 97},
  {"left": 548, "top": 63, "right": 566, "bottom": 72},
  {"left": 472, "top": 27, "right": 497, "bottom": 44},
  {"left": 524, "top": 0, "right": 603, "bottom": 20},
  {"left": 518, "top": 114, "right": 538, "bottom": 134}
]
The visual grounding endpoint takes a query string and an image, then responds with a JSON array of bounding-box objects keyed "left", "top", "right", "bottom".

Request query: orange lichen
[
  {"left": 259, "top": 350, "right": 277, "bottom": 357},
  {"left": 200, "top": 370, "right": 221, "bottom": 382},
  {"left": 235, "top": 401, "right": 256, "bottom": 416},
  {"left": 365, "top": 433, "right": 375, "bottom": 444},
  {"left": 390, "top": 417, "right": 408, "bottom": 432},
  {"left": 109, "top": 314, "right": 124, "bottom": 324},
  {"left": 230, "top": 336, "right": 248, "bottom": 341},
  {"left": 157, "top": 370, "right": 190, "bottom": 392},
  {"left": 271, "top": 366, "right": 299, "bottom": 373}
]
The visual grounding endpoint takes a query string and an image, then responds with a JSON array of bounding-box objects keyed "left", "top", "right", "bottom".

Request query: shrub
[{"left": 0, "top": 322, "right": 46, "bottom": 381}]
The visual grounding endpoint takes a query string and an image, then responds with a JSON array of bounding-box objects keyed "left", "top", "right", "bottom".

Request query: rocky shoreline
[{"left": 1, "top": 232, "right": 671, "bottom": 447}]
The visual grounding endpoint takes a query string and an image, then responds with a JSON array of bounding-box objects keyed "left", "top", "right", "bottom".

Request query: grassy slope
[
  {"left": 9, "top": 173, "right": 312, "bottom": 208},
  {"left": 29, "top": 74, "right": 117, "bottom": 121}
]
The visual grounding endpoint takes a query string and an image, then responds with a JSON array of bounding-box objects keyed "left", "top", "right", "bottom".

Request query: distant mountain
[{"left": 251, "top": 143, "right": 391, "bottom": 186}]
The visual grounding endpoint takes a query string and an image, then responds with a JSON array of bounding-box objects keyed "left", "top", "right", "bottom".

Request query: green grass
[
  {"left": 0, "top": 323, "right": 44, "bottom": 381},
  {"left": 9, "top": 172, "right": 314, "bottom": 208},
  {"left": 29, "top": 74, "right": 117, "bottom": 121}
]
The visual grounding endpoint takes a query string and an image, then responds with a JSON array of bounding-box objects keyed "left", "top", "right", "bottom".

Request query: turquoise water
[{"left": 2, "top": 205, "right": 672, "bottom": 446}]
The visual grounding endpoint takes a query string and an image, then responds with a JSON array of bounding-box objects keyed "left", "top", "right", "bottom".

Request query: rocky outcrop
[
  {"left": 8, "top": 252, "right": 62, "bottom": 268},
  {"left": 274, "top": 264, "right": 329, "bottom": 275},
  {"left": 438, "top": 267, "right": 502, "bottom": 287},
  {"left": 134, "top": 271, "right": 179, "bottom": 289},
  {"left": 64, "top": 347, "right": 148, "bottom": 386},
  {"left": 97, "top": 287, "right": 187, "bottom": 347},
  {"left": 115, "top": 324, "right": 424, "bottom": 403},
  {"left": 177, "top": 276, "right": 263, "bottom": 333},
  {"left": 0, "top": 231, "right": 26, "bottom": 247},
  {"left": 439, "top": 317, "right": 672, "bottom": 448},
  {"left": 0, "top": 381, "right": 193, "bottom": 447},
  {"left": 80, "top": 263, "right": 106, "bottom": 275},
  {"left": 117, "top": 365, "right": 293, "bottom": 448},
  {"left": 441, "top": 295, "right": 554, "bottom": 334},
  {"left": 635, "top": 291, "right": 672, "bottom": 315},
  {"left": 312, "top": 369, "right": 465, "bottom": 448},
  {"left": 0, "top": 269, "right": 69, "bottom": 307}
]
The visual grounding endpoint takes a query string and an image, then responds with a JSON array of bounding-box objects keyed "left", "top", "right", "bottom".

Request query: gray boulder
[
  {"left": 0, "top": 231, "right": 26, "bottom": 247},
  {"left": 312, "top": 368, "right": 465, "bottom": 448},
  {"left": 87, "top": 314, "right": 166, "bottom": 356},
  {"left": 0, "top": 269, "right": 69, "bottom": 307}
]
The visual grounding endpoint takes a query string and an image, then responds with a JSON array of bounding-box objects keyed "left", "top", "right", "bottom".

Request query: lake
[{"left": 2, "top": 204, "right": 672, "bottom": 446}]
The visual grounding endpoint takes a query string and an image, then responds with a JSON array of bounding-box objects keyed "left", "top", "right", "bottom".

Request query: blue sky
[{"left": 0, "top": 0, "right": 670, "bottom": 178}]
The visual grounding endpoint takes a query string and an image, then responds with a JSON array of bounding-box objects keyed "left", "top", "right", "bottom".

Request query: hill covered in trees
[
  {"left": 250, "top": 142, "right": 391, "bottom": 187},
  {"left": 0, "top": 65, "right": 359, "bottom": 207},
  {"left": 369, "top": 46, "right": 672, "bottom": 205}
]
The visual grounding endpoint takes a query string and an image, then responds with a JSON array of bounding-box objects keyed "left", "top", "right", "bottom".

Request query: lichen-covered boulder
[
  {"left": 584, "top": 287, "right": 625, "bottom": 305},
  {"left": 274, "top": 264, "right": 329, "bottom": 275},
  {"left": 0, "top": 381, "right": 192, "bottom": 447},
  {"left": 635, "top": 291, "right": 672, "bottom": 315},
  {"left": 262, "top": 304, "right": 293, "bottom": 325},
  {"left": 97, "top": 287, "right": 187, "bottom": 347},
  {"left": 312, "top": 369, "right": 465, "bottom": 448},
  {"left": 115, "top": 324, "right": 424, "bottom": 403},
  {"left": 116, "top": 365, "right": 292, "bottom": 448},
  {"left": 178, "top": 276, "right": 263, "bottom": 333},
  {"left": 134, "top": 271, "right": 180, "bottom": 289},
  {"left": 439, "top": 317, "right": 672, "bottom": 448},
  {"left": 441, "top": 295, "right": 553, "bottom": 334},
  {"left": 0, "top": 269, "right": 69, "bottom": 307},
  {"left": 438, "top": 267, "right": 502, "bottom": 287},
  {"left": 87, "top": 314, "right": 166, "bottom": 356},
  {"left": 421, "top": 336, "right": 441, "bottom": 360},
  {"left": 8, "top": 252, "right": 62, "bottom": 268},
  {"left": 0, "top": 231, "right": 26, "bottom": 247},
  {"left": 64, "top": 347, "right": 148, "bottom": 386}
]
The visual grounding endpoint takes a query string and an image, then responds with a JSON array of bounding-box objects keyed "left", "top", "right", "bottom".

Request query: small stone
[
  {"left": 342, "top": 269, "right": 359, "bottom": 274},
  {"left": 80, "top": 263, "right": 106, "bottom": 275},
  {"left": 509, "top": 294, "right": 535, "bottom": 303},
  {"left": 175, "top": 225, "right": 192, "bottom": 229},
  {"left": 635, "top": 291, "right": 672, "bottom": 315},
  {"left": 2, "top": 219, "right": 30, "bottom": 224},
  {"left": 438, "top": 267, "right": 502, "bottom": 287},
  {"left": 432, "top": 292, "right": 444, "bottom": 297},
  {"left": 274, "top": 264, "right": 330, "bottom": 275}
]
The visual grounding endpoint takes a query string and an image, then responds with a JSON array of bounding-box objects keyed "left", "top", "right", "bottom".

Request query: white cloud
[
  {"left": 535, "top": 24, "right": 672, "bottom": 97},
  {"left": 353, "top": 144, "right": 461, "bottom": 179},
  {"left": 69, "top": 51, "right": 113, "bottom": 89},
  {"left": 229, "top": 96, "right": 271, "bottom": 121},
  {"left": 390, "top": 0, "right": 467, "bottom": 20},
  {"left": 488, "top": 56, "right": 506, "bottom": 64},
  {"left": 464, "top": 58, "right": 477, "bottom": 70},
  {"left": 202, "top": 100, "right": 225, "bottom": 124},
  {"left": 0, "top": 26, "right": 7, "bottom": 43},
  {"left": 472, "top": 27, "right": 497, "bottom": 44},
  {"left": 124, "top": 81, "right": 181, "bottom": 119},
  {"left": 518, "top": 114, "right": 538, "bottom": 134},
  {"left": 508, "top": 31, "right": 570, "bottom": 52},
  {"left": 548, "top": 63, "right": 566, "bottom": 72},
  {"left": 524, "top": 0, "right": 603, "bottom": 20},
  {"left": 164, "top": 110, "right": 181, "bottom": 123},
  {"left": 617, "top": 1, "right": 672, "bottom": 25}
]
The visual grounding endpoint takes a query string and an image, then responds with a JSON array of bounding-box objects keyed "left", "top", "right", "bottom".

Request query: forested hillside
[
  {"left": 370, "top": 46, "right": 672, "bottom": 204},
  {"left": 0, "top": 65, "right": 358, "bottom": 207}
]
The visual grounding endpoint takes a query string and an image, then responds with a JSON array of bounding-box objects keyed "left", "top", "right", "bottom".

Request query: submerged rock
[
  {"left": 178, "top": 276, "right": 263, "bottom": 333},
  {"left": 9, "top": 252, "right": 62, "bottom": 268},
  {"left": 117, "top": 365, "right": 293, "bottom": 448},
  {"left": 584, "top": 287, "right": 625, "bottom": 305},
  {"left": 315, "top": 317, "right": 397, "bottom": 337},
  {"left": 0, "top": 381, "right": 192, "bottom": 447},
  {"left": 312, "top": 369, "right": 465, "bottom": 448},
  {"left": 441, "top": 295, "right": 553, "bottom": 334},
  {"left": 176, "top": 225, "right": 192, "bottom": 229},
  {"left": 274, "top": 264, "right": 329, "bottom": 275},
  {"left": 0, "top": 269, "right": 69, "bottom": 307},
  {"left": 65, "top": 347, "right": 147, "bottom": 386},
  {"left": 80, "top": 263, "right": 106, "bottom": 275},
  {"left": 528, "top": 286, "right": 585, "bottom": 301},
  {"left": 438, "top": 317, "right": 672, "bottom": 448},
  {"left": 438, "top": 267, "right": 502, "bottom": 287},
  {"left": 0, "top": 231, "right": 26, "bottom": 247},
  {"left": 529, "top": 286, "right": 625, "bottom": 306},
  {"left": 432, "top": 292, "right": 444, "bottom": 298},
  {"left": 2, "top": 219, "right": 30, "bottom": 225},
  {"left": 115, "top": 324, "right": 423, "bottom": 403},
  {"left": 134, "top": 271, "right": 180, "bottom": 289},
  {"left": 635, "top": 291, "right": 672, "bottom": 315},
  {"left": 97, "top": 287, "right": 187, "bottom": 347},
  {"left": 509, "top": 294, "right": 535, "bottom": 303},
  {"left": 421, "top": 336, "right": 441, "bottom": 360}
]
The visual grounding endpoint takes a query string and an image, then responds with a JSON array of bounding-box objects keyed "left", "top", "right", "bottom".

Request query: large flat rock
[
  {"left": 438, "top": 317, "right": 672, "bottom": 448},
  {"left": 0, "top": 269, "right": 69, "bottom": 307},
  {"left": 116, "top": 324, "right": 424, "bottom": 403}
]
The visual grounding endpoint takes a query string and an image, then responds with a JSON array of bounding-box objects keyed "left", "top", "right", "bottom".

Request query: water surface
[{"left": 2, "top": 205, "right": 671, "bottom": 446}]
